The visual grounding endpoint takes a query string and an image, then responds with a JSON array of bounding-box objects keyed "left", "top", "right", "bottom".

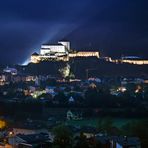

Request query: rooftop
[
  {"left": 111, "top": 136, "right": 141, "bottom": 146},
  {"left": 42, "top": 43, "right": 63, "bottom": 46},
  {"left": 32, "top": 52, "right": 39, "bottom": 56},
  {"left": 17, "top": 133, "right": 49, "bottom": 144}
]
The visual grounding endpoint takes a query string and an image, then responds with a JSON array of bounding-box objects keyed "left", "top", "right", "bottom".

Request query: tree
[
  {"left": 54, "top": 92, "right": 67, "bottom": 106},
  {"left": 121, "top": 120, "right": 148, "bottom": 148},
  {"left": 97, "top": 117, "right": 114, "bottom": 134},
  {"left": 52, "top": 125, "right": 73, "bottom": 148},
  {"left": 59, "top": 64, "right": 70, "bottom": 78},
  {"left": 85, "top": 86, "right": 100, "bottom": 107},
  {"left": 73, "top": 132, "right": 89, "bottom": 148}
]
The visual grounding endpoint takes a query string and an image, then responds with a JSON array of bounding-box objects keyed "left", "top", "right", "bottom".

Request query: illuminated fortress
[
  {"left": 31, "top": 41, "right": 100, "bottom": 63},
  {"left": 30, "top": 40, "right": 148, "bottom": 65}
]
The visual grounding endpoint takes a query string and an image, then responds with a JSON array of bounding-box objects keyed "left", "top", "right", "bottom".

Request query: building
[
  {"left": 30, "top": 41, "right": 100, "bottom": 63},
  {"left": 69, "top": 51, "right": 99, "bottom": 58},
  {"left": 95, "top": 135, "right": 141, "bottom": 148},
  {"left": 8, "top": 133, "right": 51, "bottom": 148},
  {"left": 39, "top": 41, "right": 70, "bottom": 61},
  {"left": 30, "top": 41, "right": 148, "bottom": 65},
  {"left": 110, "top": 136, "right": 141, "bottom": 148},
  {"left": 3, "top": 67, "right": 17, "bottom": 75},
  {"left": 112, "top": 56, "right": 148, "bottom": 65},
  {"left": 11, "top": 127, "right": 48, "bottom": 136},
  {"left": 0, "top": 74, "right": 7, "bottom": 86},
  {"left": 30, "top": 52, "right": 40, "bottom": 63}
]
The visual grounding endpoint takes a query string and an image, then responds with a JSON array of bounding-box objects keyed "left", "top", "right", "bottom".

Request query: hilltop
[{"left": 18, "top": 57, "right": 148, "bottom": 79}]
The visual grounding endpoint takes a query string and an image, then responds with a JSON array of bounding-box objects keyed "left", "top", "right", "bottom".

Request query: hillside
[{"left": 17, "top": 57, "right": 148, "bottom": 79}]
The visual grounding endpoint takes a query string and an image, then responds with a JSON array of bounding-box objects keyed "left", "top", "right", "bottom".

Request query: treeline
[{"left": 51, "top": 118, "right": 148, "bottom": 148}]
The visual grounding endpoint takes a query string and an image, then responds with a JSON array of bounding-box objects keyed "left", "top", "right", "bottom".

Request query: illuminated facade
[
  {"left": 120, "top": 59, "right": 148, "bottom": 65},
  {"left": 111, "top": 56, "right": 148, "bottom": 65},
  {"left": 30, "top": 41, "right": 100, "bottom": 63},
  {"left": 40, "top": 45, "right": 67, "bottom": 55},
  {"left": 30, "top": 42, "right": 148, "bottom": 65},
  {"left": 31, "top": 52, "right": 40, "bottom": 63},
  {"left": 40, "top": 41, "right": 70, "bottom": 55},
  {"left": 69, "top": 51, "right": 100, "bottom": 58},
  {"left": 0, "top": 75, "right": 6, "bottom": 86}
]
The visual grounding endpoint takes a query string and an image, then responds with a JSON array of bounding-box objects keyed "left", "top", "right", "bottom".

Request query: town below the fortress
[{"left": 0, "top": 40, "right": 148, "bottom": 147}]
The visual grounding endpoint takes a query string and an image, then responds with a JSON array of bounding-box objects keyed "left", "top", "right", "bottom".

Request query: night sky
[{"left": 0, "top": 0, "right": 148, "bottom": 64}]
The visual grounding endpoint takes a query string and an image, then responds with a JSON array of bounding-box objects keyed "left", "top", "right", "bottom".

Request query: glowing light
[
  {"left": 59, "top": 64, "right": 70, "bottom": 78},
  {"left": 117, "top": 87, "right": 127, "bottom": 92},
  {"left": 22, "top": 58, "right": 30, "bottom": 65},
  {"left": 135, "top": 89, "right": 139, "bottom": 93},
  {"left": 9, "top": 131, "right": 13, "bottom": 136},
  {"left": 0, "top": 120, "right": 6, "bottom": 129}
]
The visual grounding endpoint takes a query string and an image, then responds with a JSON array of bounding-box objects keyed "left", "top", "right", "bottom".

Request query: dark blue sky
[{"left": 0, "top": 0, "right": 148, "bottom": 64}]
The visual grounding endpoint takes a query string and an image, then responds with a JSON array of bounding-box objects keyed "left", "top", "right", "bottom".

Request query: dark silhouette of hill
[
  {"left": 70, "top": 57, "right": 148, "bottom": 78},
  {"left": 20, "top": 57, "right": 148, "bottom": 79}
]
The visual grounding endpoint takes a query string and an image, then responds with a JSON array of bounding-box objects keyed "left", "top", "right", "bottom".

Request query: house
[
  {"left": 3, "top": 67, "right": 17, "bottom": 75},
  {"left": 110, "top": 136, "right": 141, "bottom": 148},
  {"left": 8, "top": 133, "right": 51, "bottom": 148},
  {"left": 11, "top": 127, "right": 49, "bottom": 136},
  {"left": 66, "top": 110, "right": 82, "bottom": 120},
  {"left": 68, "top": 96, "right": 75, "bottom": 104},
  {"left": 95, "top": 135, "right": 110, "bottom": 148},
  {"left": 95, "top": 135, "right": 141, "bottom": 148},
  {"left": 67, "top": 110, "right": 74, "bottom": 120},
  {"left": 79, "top": 126, "right": 98, "bottom": 138},
  {"left": 45, "top": 86, "right": 57, "bottom": 97}
]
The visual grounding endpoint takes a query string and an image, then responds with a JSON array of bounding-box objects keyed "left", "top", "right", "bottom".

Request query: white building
[
  {"left": 40, "top": 41, "right": 70, "bottom": 56},
  {"left": 58, "top": 41, "right": 70, "bottom": 51},
  {"left": 3, "top": 67, "right": 17, "bottom": 75}
]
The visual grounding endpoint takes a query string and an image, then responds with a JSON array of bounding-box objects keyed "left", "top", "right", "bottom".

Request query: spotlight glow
[{"left": 22, "top": 58, "right": 30, "bottom": 65}]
